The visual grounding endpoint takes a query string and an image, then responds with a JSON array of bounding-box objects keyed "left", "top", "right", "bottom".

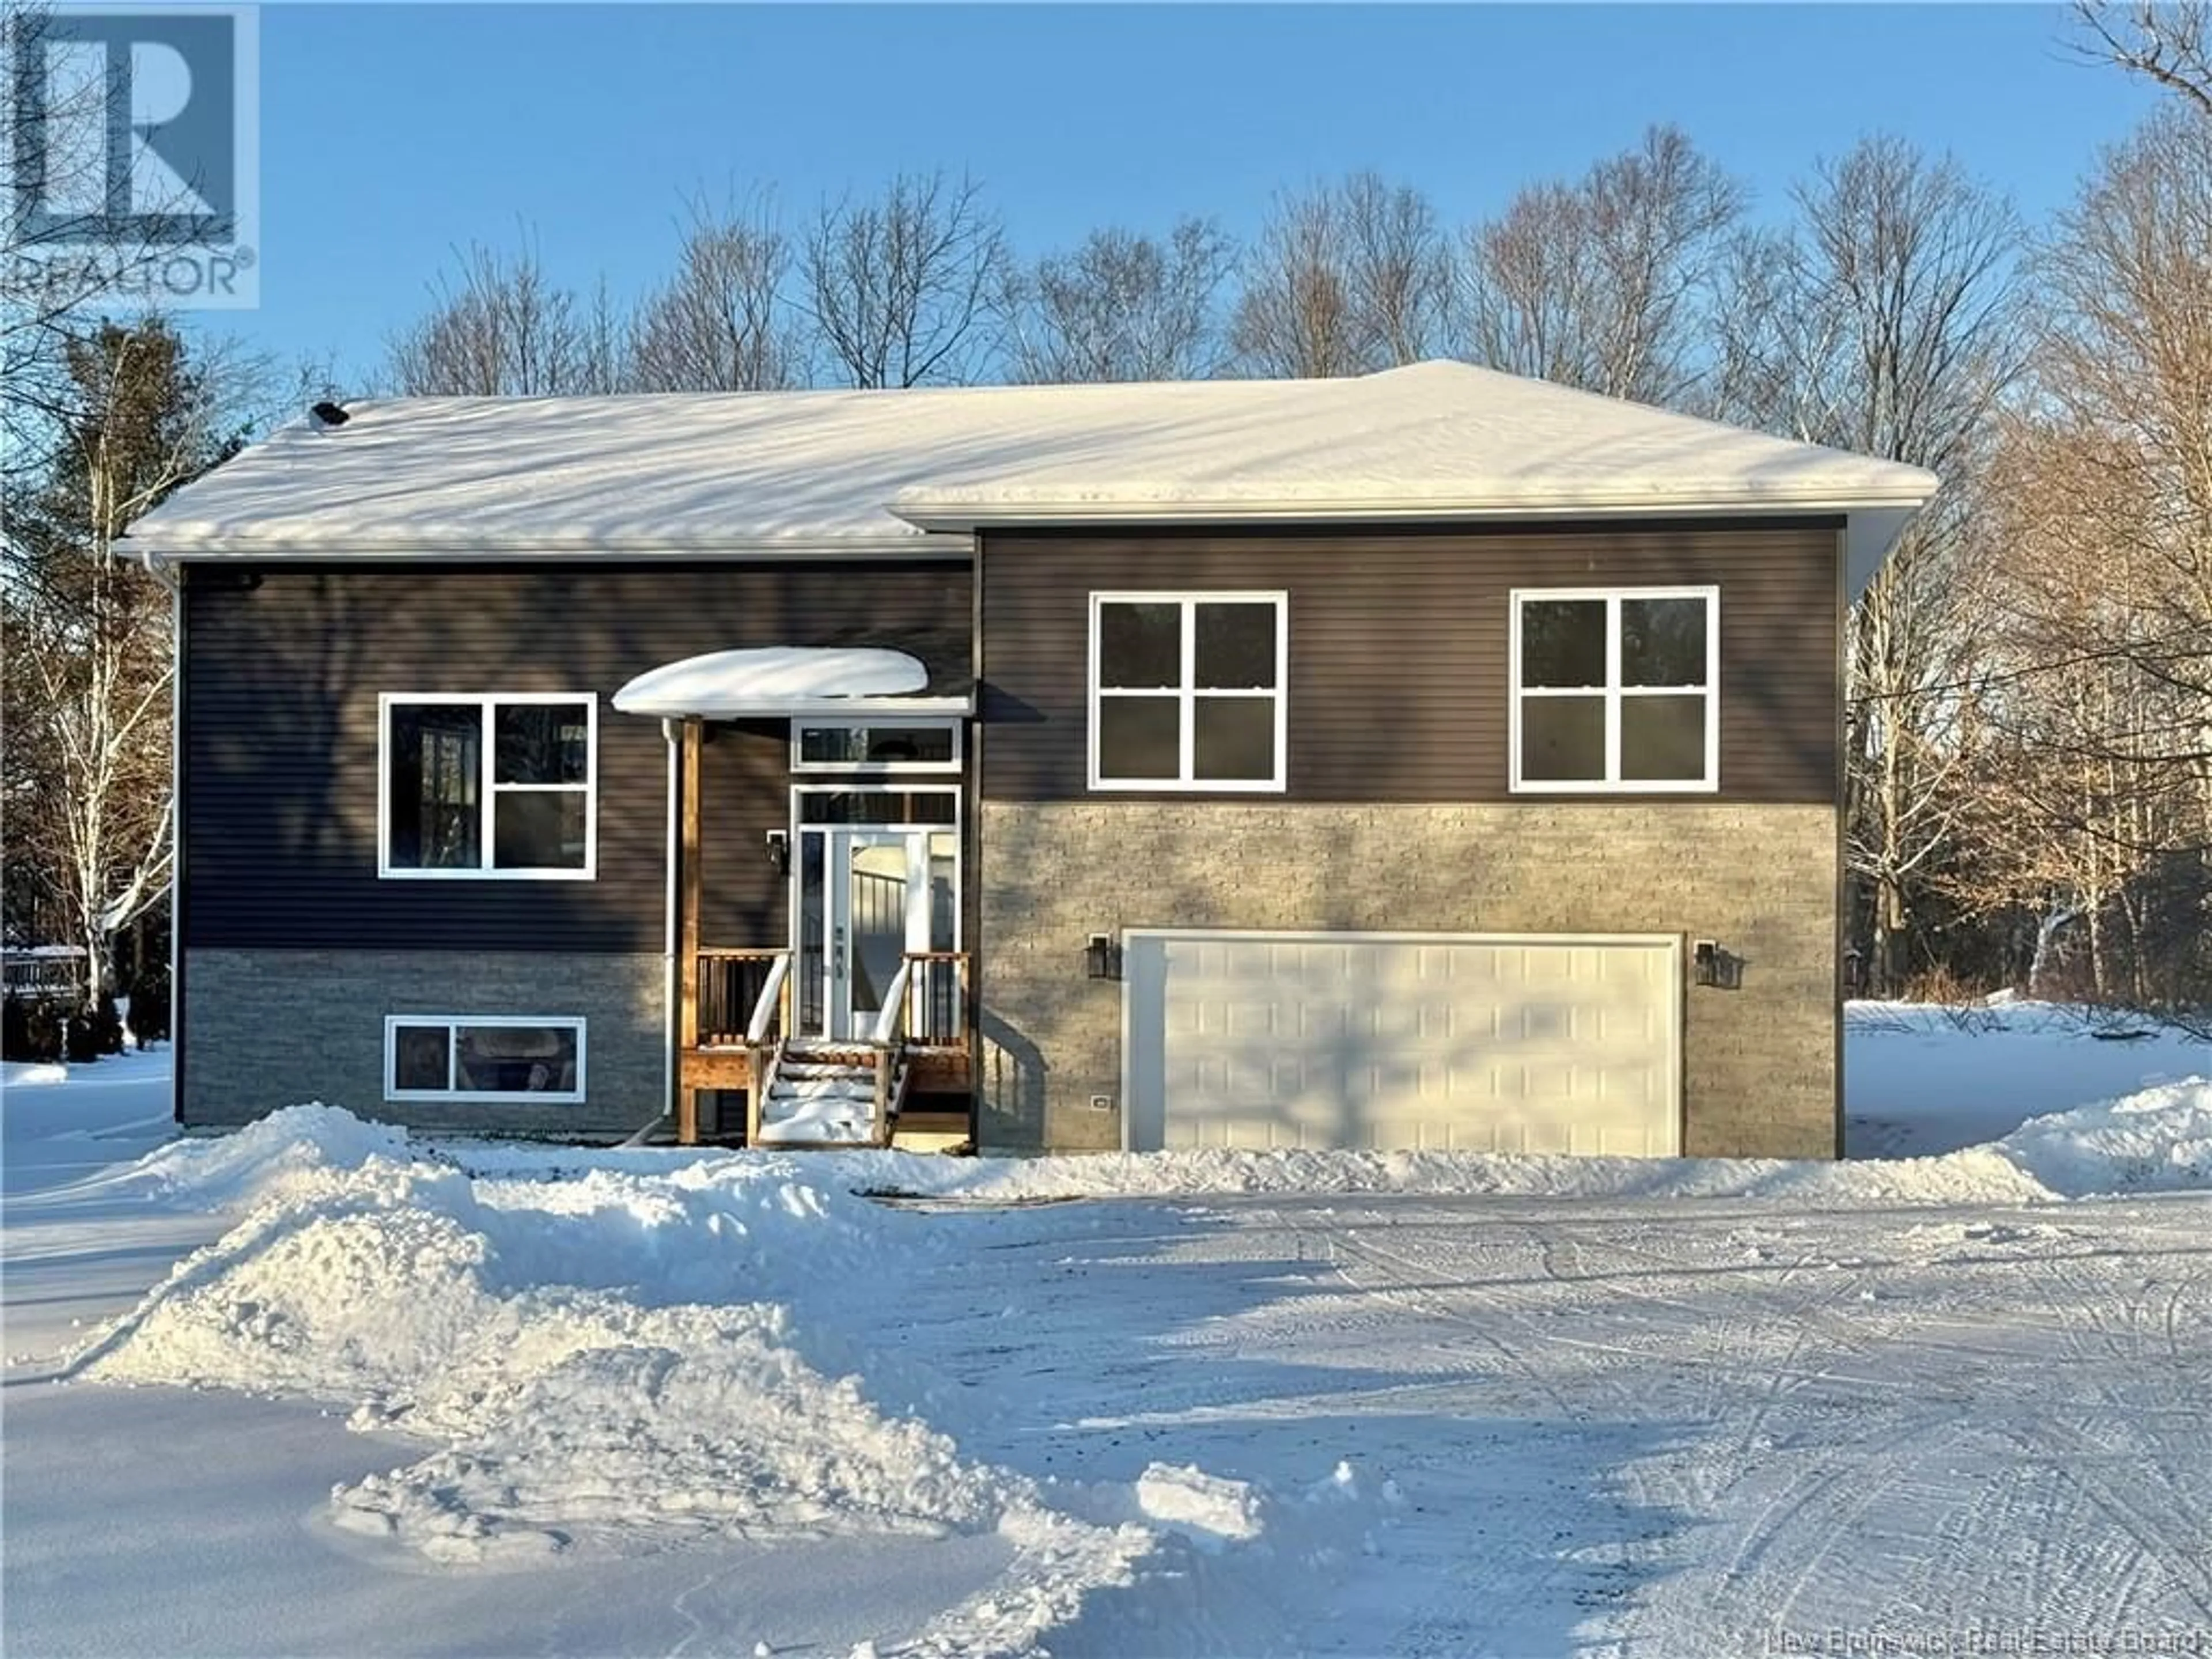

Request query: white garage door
[{"left": 1123, "top": 930, "right": 1681, "bottom": 1156}]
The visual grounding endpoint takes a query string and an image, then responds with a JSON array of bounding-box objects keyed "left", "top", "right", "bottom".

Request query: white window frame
[
  {"left": 377, "top": 693, "right": 599, "bottom": 880},
  {"left": 1088, "top": 592, "right": 1288, "bottom": 793},
  {"left": 789, "top": 718, "right": 964, "bottom": 777},
  {"left": 382, "top": 1014, "right": 587, "bottom": 1105},
  {"left": 1509, "top": 585, "right": 1721, "bottom": 794}
]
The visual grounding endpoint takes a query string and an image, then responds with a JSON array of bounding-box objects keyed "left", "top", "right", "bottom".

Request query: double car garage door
[{"left": 1123, "top": 930, "right": 1682, "bottom": 1156}]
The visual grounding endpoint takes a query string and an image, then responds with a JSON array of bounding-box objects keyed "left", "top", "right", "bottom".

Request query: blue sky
[{"left": 242, "top": 3, "right": 2159, "bottom": 387}]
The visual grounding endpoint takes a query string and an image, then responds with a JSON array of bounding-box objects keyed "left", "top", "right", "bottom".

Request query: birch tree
[{"left": 2, "top": 320, "right": 248, "bottom": 1005}]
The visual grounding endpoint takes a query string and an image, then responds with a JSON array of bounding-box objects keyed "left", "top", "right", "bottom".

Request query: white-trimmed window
[
  {"left": 790, "top": 719, "right": 961, "bottom": 775},
  {"left": 384, "top": 1016, "right": 585, "bottom": 1104},
  {"left": 1511, "top": 587, "right": 1719, "bottom": 791},
  {"left": 1089, "top": 593, "right": 1287, "bottom": 791},
  {"left": 380, "top": 694, "right": 597, "bottom": 877}
]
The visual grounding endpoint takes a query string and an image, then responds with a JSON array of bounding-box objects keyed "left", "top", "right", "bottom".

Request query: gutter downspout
[
  {"left": 621, "top": 718, "right": 683, "bottom": 1148},
  {"left": 140, "top": 548, "right": 183, "bottom": 1126}
]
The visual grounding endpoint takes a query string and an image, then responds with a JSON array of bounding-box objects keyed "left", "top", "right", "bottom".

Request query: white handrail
[
  {"left": 870, "top": 959, "right": 915, "bottom": 1047},
  {"left": 745, "top": 952, "right": 791, "bottom": 1046}
]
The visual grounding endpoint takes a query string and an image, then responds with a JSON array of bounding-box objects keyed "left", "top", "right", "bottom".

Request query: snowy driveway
[
  {"left": 865, "top": 1191, "right": 2212, "bottom": 1653},
  {"left": 6, "top": 1018, "right": 2212, "bottom": 1657}
]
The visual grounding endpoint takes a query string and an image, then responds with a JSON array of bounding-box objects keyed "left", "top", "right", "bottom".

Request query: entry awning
[{"left": 612, "top": 646, "right": 972, "bottom": 719}]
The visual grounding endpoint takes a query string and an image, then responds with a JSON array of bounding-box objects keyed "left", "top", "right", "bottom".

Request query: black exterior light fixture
[
  {"left": 764, "top": 830, "right": 789, "bottom": 876},
  {"left": 1693, "top": 939, "right": 1743, "bottom": 990},
  {"left": 1085, "top": 933, "right": 1122, "bottom": 981}
]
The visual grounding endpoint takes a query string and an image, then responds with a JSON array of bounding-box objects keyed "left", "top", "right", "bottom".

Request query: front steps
[{"left": 754, "top": 1042, "right": 903, "bottom": 1148}]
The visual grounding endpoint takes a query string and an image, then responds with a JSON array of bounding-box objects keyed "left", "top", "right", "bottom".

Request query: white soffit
[{"left": 612, "top": 647, "right": 960, "bottom": 719}]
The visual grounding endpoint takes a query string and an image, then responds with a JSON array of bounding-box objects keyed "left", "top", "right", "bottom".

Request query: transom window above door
[
  {"left": 790, "top": 719, "right": 961, "bottom": 775},
  {"left": 1089, "top": 593, "right": 1287, "bottom": 791},
  {"left": 380, "top": 694, "right": 597, "bottom": 877},
  {"left": 1510, "top": 587, "right": 1719, "bottom": 791}
]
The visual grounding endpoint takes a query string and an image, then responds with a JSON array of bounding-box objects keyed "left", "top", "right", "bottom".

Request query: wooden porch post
[{"left": 677, "top": 717, "right": 702, "bottom": 1145}]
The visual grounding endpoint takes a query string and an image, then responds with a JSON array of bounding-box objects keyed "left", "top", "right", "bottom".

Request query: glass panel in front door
[{"left": 842, "top": 834, "right": 910, "bottom": 1037}]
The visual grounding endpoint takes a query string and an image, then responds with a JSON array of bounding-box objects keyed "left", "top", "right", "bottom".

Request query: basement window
[
  {"left": 380, "top": 694, "right": 596, "bottom": 877},
  {"left": 1511, "top": 588, "right": 1719, "bottom": 792},
  {"left": 384, "top": 1016, "right": 585, "bottom": 1103},
  {"left": 1089, "top": 593, "right": 1287, "bottom": 791}
]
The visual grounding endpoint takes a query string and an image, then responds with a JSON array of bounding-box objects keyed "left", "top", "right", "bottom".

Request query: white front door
[{"left": 799, "top": 827, "right": 959, "bottom": 1040}]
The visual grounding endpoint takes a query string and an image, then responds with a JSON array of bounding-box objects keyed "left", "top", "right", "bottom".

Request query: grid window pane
[
  {"left": 1620, "top": 599, "right": 1709, "bottom": 688},
  {"left": 1098, "top": 603, "right": 1181, "bottom": 689},
  {"left": 493, "top": 790, "right": 588, "bottom": 869},
  {"left": 1620, "top": 695, "right": 1709, "bottom": 781},
  {"left": 1520, "top": 600, "right": 1608, "bottom": 688},
  {"left": 494, "top": 703, "right": 590, "bottom": 784},
  {"left": 392, "top": 1025, "right": 451, "bottom": 1092},
  {"left": 1097, "top": 696, "right": 1181, "bottom": 779},
  {"left": 1192, "top": 696, "right": 1276, "bottom": 781},
  {"left": 1194, "top": 603, "right": 1278, "bottom": 690},
  {"left": 1520, "top": 695, "right": 1607, "bottom": 781},
  {"left": 454, "top": 1025, "right": 578, "bottom": 1094},
  {"left": 389, "top": 704, "right": 481, "bottom": 869}
]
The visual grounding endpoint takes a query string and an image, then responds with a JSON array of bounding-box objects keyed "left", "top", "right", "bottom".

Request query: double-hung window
[
  {"left": 380, "top": 694, "right": 597, "bottom": 877},
  {"left": 1089, "top": 593, "right": 1287, "bottom": 790},
  {"left": 1511, "top": 587, "right": 1719, "bottom": 791}
]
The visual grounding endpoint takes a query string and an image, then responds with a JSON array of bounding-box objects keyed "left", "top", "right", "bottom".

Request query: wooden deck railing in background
[{"left": 696, "top": 948, "right": 787, "bottom": 1047}]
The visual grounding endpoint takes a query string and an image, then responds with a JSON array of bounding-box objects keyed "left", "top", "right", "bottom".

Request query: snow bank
[
  {"left": 1997, "top": 1079, "right": 2212, "bottom": 1197},
  {"left": 71, "top": 1121, "right": 1393, "bottom": 1652}
]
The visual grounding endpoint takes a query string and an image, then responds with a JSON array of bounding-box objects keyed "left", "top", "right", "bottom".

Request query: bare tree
[
  {"left": 2071, "top": 1, "right": 2212, "bottom": 117},
  {"left": 1005, "top": 218, "right": 1233, "bottom": 384},
  {"left": 386, "top": 235, "right": 620, "bottom": 396},
  {"left": 631, "top": 194, "right": 800, "bottom": 392},
  {"left": 1231, "top": 172, "right": 1452, "bottom": 378},
  {"left": 2, "top": 320, "right": 261, "bottom": 1005},
  {"left": 1961, "top": 108, "right": 2212, "bottom": 1002},
  {"left": 1718, "top": 138, "right": 2029, "bottom": 993},
  {"left": 801, "top": 171, "right": 1005, "bottom": 388},
  {"left": 1461, "top": 126, "right": 1745, "bottom": 407}
]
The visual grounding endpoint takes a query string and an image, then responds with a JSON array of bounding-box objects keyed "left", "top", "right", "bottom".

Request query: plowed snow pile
[{"left": 63, "top": 1071, "right": 2211, "bottom": 1649}]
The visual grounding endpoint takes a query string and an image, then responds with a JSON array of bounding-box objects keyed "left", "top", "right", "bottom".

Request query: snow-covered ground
[{"left": 5, "top": 1006, "right": 2210, "bottom": 1657}]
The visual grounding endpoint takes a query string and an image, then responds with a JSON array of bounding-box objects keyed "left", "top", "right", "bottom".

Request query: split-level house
[{"left": 122, "top": 362, "right": 1936, "bottom": 1158}]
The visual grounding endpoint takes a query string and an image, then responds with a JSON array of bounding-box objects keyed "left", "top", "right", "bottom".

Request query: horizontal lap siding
[
  {"left": 184, "top": 562, "right": 971, "bottom": 953},
  {"left": 979, "top": 522, "right": 1841, "bottom": 804}
]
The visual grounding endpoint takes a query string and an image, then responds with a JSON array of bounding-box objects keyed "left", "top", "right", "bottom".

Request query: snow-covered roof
[
  {"left": 124, "top": 362, "right": 1938, "bottom": 589},
  {"left": 611, "top": 646, "right": 968, "bottom": 719}
]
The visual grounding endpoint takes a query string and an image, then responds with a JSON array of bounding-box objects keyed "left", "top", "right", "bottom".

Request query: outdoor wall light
[
  {"left": 1694, "top": 940, "right": 1743, "bottom": 991},
  {"left": 1085, "top": 933, "right": 1123, "bottom": 982},
  {"left": 764, "top": 830, "right": 789, "bottom": 876}
]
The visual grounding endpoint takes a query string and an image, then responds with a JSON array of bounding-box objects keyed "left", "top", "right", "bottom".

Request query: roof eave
[
  {"left": 889, "top": 487, "right": 1938, "bottom": 533},
  {"left": 122, "top": 531, "right": 972, "bottom": 565}
]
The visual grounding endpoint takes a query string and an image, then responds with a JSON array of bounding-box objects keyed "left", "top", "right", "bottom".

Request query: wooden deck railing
[
  {"left": 696, "top": 948, "right": 789, "bottom": 1047},
  {"left": 902, "top": 950, "right": 968, "bottom": 1048}
]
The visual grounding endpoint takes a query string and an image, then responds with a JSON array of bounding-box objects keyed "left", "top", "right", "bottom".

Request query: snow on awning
[{"left": 612, "top": 646, "right": 968, "bottom": 719}]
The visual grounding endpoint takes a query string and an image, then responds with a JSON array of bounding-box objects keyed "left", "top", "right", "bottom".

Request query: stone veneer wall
[
  {"left": 976, "top": 803, "right": 1838, "bottom": 1159},
  {"left": 182, "top": 949, "right": 667, "bottom": 1138}
]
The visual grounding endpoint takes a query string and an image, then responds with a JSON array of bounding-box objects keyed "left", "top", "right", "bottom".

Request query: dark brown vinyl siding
[
  {"left": 980, "top": 522, "right": 1843, "bottom": 805},
  {"left": 696, "top": 720, "right": 791, "bottom": 947},
  {"left": 184, "top": 561, "right": 971, "bottom": 953}
]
